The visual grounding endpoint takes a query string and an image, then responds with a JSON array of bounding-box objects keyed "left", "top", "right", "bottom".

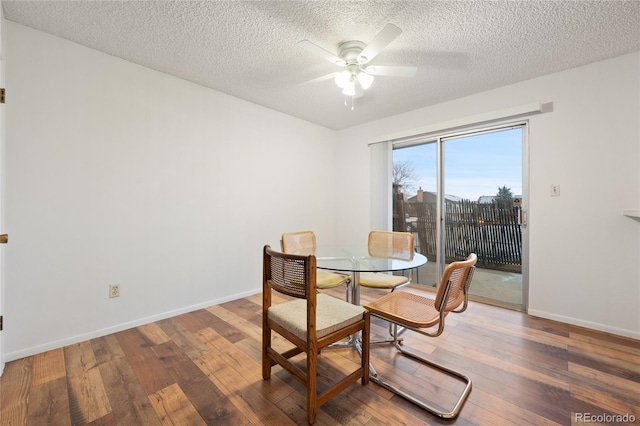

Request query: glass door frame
[{"left": 393, "top": 120, "right": 529, "bottom": 311}]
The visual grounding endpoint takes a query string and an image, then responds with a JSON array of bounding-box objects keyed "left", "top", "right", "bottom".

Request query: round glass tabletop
[{"left": 312, "top": 245, "right": 427, "bottom": 273}]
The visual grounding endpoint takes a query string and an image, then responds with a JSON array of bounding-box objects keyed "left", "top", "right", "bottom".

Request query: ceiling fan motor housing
[{"left": 338, "top": 41, "right": 368, "bottom": 64}]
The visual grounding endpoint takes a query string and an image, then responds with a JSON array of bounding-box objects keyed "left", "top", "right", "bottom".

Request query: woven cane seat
[{"left": 365, "top": 290, "right": 440, "bottom": 329}]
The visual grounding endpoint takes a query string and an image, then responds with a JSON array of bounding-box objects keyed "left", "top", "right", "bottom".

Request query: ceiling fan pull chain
[{"left": 351, "top": 96, "right": 355, "bottom": 111}]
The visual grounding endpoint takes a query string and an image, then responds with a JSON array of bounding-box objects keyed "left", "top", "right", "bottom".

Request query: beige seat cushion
[
  {"left": 317, "top": 270, "right": 350, "bottom": 289},
  {"left": 268, "top": 293, "right": 366, "bottom": 340},
  {"left": 358, "top": 272, "right": 409, "bottom": 289}
]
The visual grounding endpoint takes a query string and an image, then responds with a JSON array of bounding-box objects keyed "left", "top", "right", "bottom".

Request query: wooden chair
[
  {"left": 364, "top": 253, "right": 477, "bottom": 419},
  {"left": 262, "top": 245, "right": 370, "bottom": 424},
  {"left": 281, "top": 230, "right": 351, "bottom": 294}
]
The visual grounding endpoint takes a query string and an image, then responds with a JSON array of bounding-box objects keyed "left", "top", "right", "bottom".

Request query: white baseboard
[
  {"left": 7, "top": 295, "right": 637, "bottom": 365},
  {"left": 4, "top": 288, "right": 262, "bottom": 362},
  {"left": 527, "top": 309, "right": 640, "bottom": 340}
]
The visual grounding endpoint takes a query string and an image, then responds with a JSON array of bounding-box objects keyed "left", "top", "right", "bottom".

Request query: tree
[
  {"left": 392, "top": 160, "right": 418, "bottom": 194},
  {"left": 495, "top": 185, "right": 514, "bottom": 208}
]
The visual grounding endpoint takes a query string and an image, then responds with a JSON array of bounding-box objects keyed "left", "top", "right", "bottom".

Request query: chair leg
[
  {"left": 370, "top": 282, "right": 412, "bottom": 346},
  {"left": 361, "top": 312, "right": 370, "bottom": 385},
  {"left": 307, "top": 344, "right": 318, "bottom": 424},
  {"left": 370, "top": 321, "right": 404, "bottom": 346},
  {"left": 388, "top": 322, "right": 406, "bottom": 339},
  {"left": 262, "top": 328, "right": 271, "bottom": 380},
  {"left": 369, "top": 341, "right": 472, "bottom": 419}
]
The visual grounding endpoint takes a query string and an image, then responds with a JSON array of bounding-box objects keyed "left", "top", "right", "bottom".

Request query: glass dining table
[
  {"left": 280, "top": 244, "right": 427, "bottom": 357},
  {"left": 312, "top": 245, "right": 428, "bottom": 305}
]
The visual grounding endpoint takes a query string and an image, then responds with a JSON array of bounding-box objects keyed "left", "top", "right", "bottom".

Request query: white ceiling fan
[{"left": 299, "top": 23, "right": 417, "bottom": 108}]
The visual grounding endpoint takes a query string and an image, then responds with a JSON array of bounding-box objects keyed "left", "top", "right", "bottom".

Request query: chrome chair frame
[
  {"left": 365, "top": 254, "right": 476, "bottom": 419},
  {"left": 281, "top": 230, "right": 352, "bottom": 300},
  {"left": 361, "top": 230, "right": 416, "bottom": 345}
]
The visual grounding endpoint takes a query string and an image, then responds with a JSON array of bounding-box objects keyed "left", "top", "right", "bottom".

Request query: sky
[{"left": 392, "top": 127, "right": 523, "bottom": 201}]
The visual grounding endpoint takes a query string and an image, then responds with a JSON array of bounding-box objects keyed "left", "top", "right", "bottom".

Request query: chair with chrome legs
[
  {"left": 359, "top": 230, "right": 415, "bottom": 292},
  {"left": 281, "top": 230, "right": 352, "bottom": 300},
  {"left": 359, "top": 230, "right": 415, "bottom": 342},
  {"left": 364, "top": 253, "right": 477, "bottom": 419}
]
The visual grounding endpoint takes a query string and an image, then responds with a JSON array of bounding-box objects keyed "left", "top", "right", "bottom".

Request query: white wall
[
  {"left": 4, "top": 21, "right": 639, "bottom": 364},
  {"left": 336, "top": 52, "right": 640, "bottom": 339},
  {"left": 4, "top": 22, "right": 340, "bottom": 360}
]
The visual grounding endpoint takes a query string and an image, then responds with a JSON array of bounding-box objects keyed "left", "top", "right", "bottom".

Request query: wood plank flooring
[{"left": 1, "top": 285, "right": 639, "bottom": 425}]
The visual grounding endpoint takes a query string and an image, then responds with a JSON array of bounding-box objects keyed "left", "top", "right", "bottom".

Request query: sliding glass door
[
  {"left": 392, "top": 125, "right": 527, "bottom": 310},
  {"left": 392, "top": 141, "right": 438, "bottom": 288}
]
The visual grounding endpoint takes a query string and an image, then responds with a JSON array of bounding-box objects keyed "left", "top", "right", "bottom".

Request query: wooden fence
[{"left": 398, "top": 199, "right": 522, "bottom": 272}]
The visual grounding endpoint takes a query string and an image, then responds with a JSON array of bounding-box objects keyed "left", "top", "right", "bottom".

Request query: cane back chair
[
  {"left": 281, "top": 231, "right": 351, "bottom": 292},
  {"left": 262, "top": 245, "right": 370, "bottom": 424},
  {"left": 364, "top": 253, "right": 477, "bottom": 419},
  {"left": 359, "top": 230, "right": 416, "bottom": 343},
  {"left": 358, "top": 230, "right": 415, "bottom": 291}
]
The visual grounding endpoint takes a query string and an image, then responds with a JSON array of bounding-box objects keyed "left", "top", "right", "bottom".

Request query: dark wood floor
[{"left": 2, "top": 285, "right": 639, "bottom": 425}]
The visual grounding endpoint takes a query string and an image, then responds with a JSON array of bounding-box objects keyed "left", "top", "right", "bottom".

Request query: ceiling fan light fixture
[
  {"left": 334, "top": 69, "right": 351, "bottom": 89},
  {"left": 356, "top": 71, "right": 374, "bottom": 90},
  {"left": 341, "top": 82, "right": 356, "bottom": 96},
  {"left": 299, "top": 23, "right": 415, "bottom": 109}
]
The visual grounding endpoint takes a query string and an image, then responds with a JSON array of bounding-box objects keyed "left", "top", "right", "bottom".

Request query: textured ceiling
[{"left": 3, "top": 1, "right": 640, "bottom": 130}]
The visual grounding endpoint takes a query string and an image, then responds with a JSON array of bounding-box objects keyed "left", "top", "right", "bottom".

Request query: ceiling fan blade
[
  {"left": 298, "top": 40, "right": 346, "bottom": 67},
  {"left": 299, "top": 73, "right": 338, "bottom": 85},
  {"left": 365, "top": 65, "right": 417, "bottom": 77},
  {"left": 358, "top": 23, "right": 402, "bottom": 64}
]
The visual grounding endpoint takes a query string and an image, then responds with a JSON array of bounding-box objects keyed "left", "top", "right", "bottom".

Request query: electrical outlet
[{"left": 109, "top": 284, "right": 120, "bottom": 298}]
